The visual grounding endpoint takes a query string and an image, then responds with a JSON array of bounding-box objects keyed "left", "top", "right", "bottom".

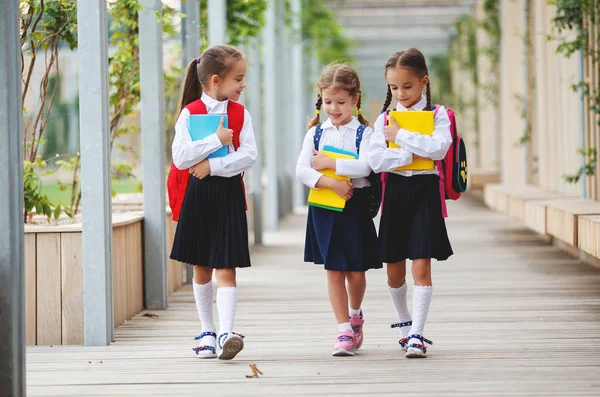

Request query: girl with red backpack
[
  {"left": 168, "top": 45, "right": 257, "bottom": 360},
  {"left": 368, "top": 48, "right": 454, "bottom": 358}
]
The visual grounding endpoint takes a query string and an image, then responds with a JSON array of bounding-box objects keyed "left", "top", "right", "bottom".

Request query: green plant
[
  {"left": 20, "top": 0, "right": 78, "bottom": 222},
  {"left": 479, "top": 0, "right": 501, "bottom": 107},
  {"left": 550, "top": 0, "right": 599, "bottom": 183},
  {"left": 300, "top": 0, "right": 354, "bottom": 64},
  {"left": 198, "top": 0, "right": 268, "bottom": 49},
  {"left": 63, "top": 1, "right": 179, "bottom": 209},
  {"left": 23, "top": 156, "right": 74, "bottom": 223},
  {"left": 563, "top": 148, "right": 598, "bottom": 183}
]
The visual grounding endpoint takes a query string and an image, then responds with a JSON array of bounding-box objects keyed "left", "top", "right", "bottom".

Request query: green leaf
[
  {"left": 54, "top": 204, "right": 62, "bottom": 220},
  {"left": 43, "top": 203, "right": 52, "bottom": 219}
]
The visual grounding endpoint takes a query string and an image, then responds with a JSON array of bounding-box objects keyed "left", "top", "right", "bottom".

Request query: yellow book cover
[
  {"left": 307, "top": 146, "right": 357, "bottom": 212},
  {"left": 387, "top": 110, "right": 435, "bottom": 171}
]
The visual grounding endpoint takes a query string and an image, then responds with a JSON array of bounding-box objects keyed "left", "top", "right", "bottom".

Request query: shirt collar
[
  {"left": 395, "top": 95, "right": 427, "bottom": 111},
  {"left": 201, "top": 92, "right": 229, "bottom": 111},
  {"left": 321, "top": 116, "right": 361, "bottom": 130}
]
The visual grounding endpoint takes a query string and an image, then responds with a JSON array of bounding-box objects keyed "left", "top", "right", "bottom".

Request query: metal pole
[
  {"left": 247, "top": 39, "right": 264, "bottom": 244},
  {"left": 0, "top": 0, "right": 26, "bottom": 392},
  {"left": 181, "top": 0, "right": 199, "bottom": 284},
  {"left": 291, "top": 0, "right": 305, "bottom": 211},
  {"left": 139, "top": 0, "right": 168, "bottom": 309},
  {"left": 182, "top": 0, "right": 200, "bottom": 61},
  {"left": 262, "top": 0, "right": 278, "bottom": 231},
  {"left": 208, "top": 0, "right": 226, "bottom": 46},
  {"left": 78, "top": 0, "right": 113, "bottom": 346}
]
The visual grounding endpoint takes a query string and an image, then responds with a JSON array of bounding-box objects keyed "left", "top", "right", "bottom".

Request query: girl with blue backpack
[
  {"left": 368, "top": 47, "right": 457, "bottom": 358},
  {"left": 296, "top": 63, "right": 382, "bottom": 357}
]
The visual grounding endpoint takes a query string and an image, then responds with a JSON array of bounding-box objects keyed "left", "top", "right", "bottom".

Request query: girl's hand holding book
[
  {"left": 189, "top": 159, "right": 211, "bottom": 179},
  {"left": 215, "top": 117, "right": 234, "bottom": 146},
  {"left": 331, "top": 180, "right": 354, "bottom": 201},
  {"left": 384, "top": 117, "right": 400, "bottom": 143},
  {"left": 311, "top": 149, "right": 335, "bottom": 171}
]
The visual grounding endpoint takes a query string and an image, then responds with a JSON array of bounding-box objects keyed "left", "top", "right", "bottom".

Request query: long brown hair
[
  {"left": 308, "top": 63, "right": 368, "bottom": 129},
  {"left": 381, "top": 47, "right": 431, "bottom": 113},
  {"left": 179, "top": 45, "right": 245, "bottom": 113}
]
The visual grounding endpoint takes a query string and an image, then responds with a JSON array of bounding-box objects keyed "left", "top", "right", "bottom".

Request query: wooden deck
[{"left": 26, "top": 196, "right": 600, "bottom": 396}]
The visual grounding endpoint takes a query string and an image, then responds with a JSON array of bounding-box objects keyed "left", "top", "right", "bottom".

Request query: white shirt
[
  {"left": 171, "top": 92, "right": 257, "bottom": 178},
  {"left": 368, "top": 95, "right": 452, "bottom": 176},
  {"left": 296, "top": 117, "right": 373, "bottom": 189}
]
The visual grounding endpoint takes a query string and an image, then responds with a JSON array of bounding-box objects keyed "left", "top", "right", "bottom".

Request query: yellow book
[
  {"left": 387, "top": 110, "right": 435, "bottom": 171},
  {"left": 307, "top": 145, "right": 357, "bottom": 212}
]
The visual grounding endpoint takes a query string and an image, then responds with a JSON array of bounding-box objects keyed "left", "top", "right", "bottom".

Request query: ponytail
[{"left": 179, "top": 58, "right": 201, "bottom": 113}]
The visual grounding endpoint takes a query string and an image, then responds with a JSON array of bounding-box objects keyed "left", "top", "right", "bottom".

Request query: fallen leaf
[
  {"left": 143, "top": 313, "right": 159, "bottom": 319},
  {"left": 246, "top": 363, "right": 263, "bottom": 378}
]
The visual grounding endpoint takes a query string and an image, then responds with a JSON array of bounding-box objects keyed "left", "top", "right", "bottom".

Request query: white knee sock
[
  {"left": 193, "top": 280, "right": 216, "bottom": 345},
  {"left": 217, "top": 287, "right": 237, "bottom": 338},
  {"left": 388, "top": 283, "right": 412, "bottom": 338},
  {"left": 408, "top": 286, "right": 433, "bottom": 345}
]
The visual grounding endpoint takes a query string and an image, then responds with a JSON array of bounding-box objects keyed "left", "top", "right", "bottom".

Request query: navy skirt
[
  {"left": 379, "top": 173, "right": 453, "bottom": 262},
  {"left": 304, "top": 188, "right": 382, "bottom": 272},
  {"left": 170, "top": 174, "right": 251, "bottom": 269}
]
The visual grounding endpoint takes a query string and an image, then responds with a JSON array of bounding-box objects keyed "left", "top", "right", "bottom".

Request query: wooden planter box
[
  {"left": 112, "top": 193, "right": 186, "bottom": 295},
  {"left": 24, "top": 213, "right": 144, "bottom": 346}
]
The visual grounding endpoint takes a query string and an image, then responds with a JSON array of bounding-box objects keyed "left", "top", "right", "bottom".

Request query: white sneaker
[
  {"left": 192, "top": 331, "right": 217, "bottom": 359},
  {"left": 217, "top": 332, "right": 245, "bottom": 360}
]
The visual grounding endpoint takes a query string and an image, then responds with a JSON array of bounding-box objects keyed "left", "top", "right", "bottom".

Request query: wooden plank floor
[{"left": 26, "top": 196, "right": 600, "bottom": 396}]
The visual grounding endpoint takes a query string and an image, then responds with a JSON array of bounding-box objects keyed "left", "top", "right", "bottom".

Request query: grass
[{"left": 41, "top": 179, "right": 140, "bottom": 205}]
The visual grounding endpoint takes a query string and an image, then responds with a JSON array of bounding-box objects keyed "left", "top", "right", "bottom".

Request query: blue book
[
  {"left": 321, "top": 145, "right": 358, "bottom": 159},
  {"left": 189, "top": 114, "right": 229, "bottom": 158}
]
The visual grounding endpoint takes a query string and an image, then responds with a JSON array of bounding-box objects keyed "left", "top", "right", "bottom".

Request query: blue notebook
[
  {"left": 189, "top": 114, "right": 229, "bottom": 158},
  {"left": 321, "top": 145, "right": 358, "bottom": 159}
]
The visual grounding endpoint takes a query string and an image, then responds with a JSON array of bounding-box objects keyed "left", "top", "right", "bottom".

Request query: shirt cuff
[
  {"left": 206, "top": 133, "right": 223, "bottom": 150},
  {"left": 208, "top": 157, "right": 223, "bottom": 176},
  {"left": 307, "top": 172, "right": 323, "bottom": 189},
  {"left": 395, "top": 128, "right": 414, "bottom": 146}
]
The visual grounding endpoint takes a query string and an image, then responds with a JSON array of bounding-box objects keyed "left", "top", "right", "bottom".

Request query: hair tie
[
  {"left": 316, "top": 110, "right": 321, "bottom": 115},
  {"left": 356, "top": 109, "right": 362, "bottom": 115},
  {"left": 195, "top": 56, "right": 201, "bottom": 63}
]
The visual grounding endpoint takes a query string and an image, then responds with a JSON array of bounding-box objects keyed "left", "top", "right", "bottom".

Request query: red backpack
[
  {"left": 381, "top": 105, "right": 467, "bottom": 217},
  {"left": 167, "top": 99, "right": 245, "bottom": 221}
]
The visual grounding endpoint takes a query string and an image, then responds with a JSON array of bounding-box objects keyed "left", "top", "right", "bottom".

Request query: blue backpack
[{"left": 313, "top": 124, "right": 382, "bottom": 218}]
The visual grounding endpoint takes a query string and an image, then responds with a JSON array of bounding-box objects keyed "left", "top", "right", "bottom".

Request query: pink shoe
[
  {"left": 349, "top": 312, "right": 364, "bottom": 350},
  {"left": 332, "top": 330, "right": 356, "bottom": 356}
]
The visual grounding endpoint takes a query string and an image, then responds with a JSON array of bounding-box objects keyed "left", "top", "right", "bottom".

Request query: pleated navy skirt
[
  {"left": 379, "top": 173, "right": 453, "bottom": 262},
  {"left": 304, "top": 188, "right": 382, "bottom": 272},
  {"left": 170, "top": 174, "right": 251, "bottom": 269}
]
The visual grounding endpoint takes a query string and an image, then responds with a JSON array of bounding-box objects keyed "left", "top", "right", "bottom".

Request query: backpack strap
[
  {"left": 313, "top": 124, "right": 324, "bottom": 151},
  {"left": 185, "top": 99, "right": 208, "bottom": 115},
  {"left": 355, "top": 125, "right": 367, "bottom": 155},
  {"left": 226, "top": 100, "right": 245, "bottom": 151},
  {"left": 314, "top": 124, "right": 367, "bottom": 155}
]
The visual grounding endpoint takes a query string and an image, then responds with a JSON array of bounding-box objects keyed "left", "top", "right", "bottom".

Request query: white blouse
[
  {"left": 296, "top": 117, "right": 373, "bottom": 189},
  {"left": 368, "top": 95, "right": 452, "bottom": 176},
  {"left": 171, "top": 92, "right": 257, "bottom": 178}
]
